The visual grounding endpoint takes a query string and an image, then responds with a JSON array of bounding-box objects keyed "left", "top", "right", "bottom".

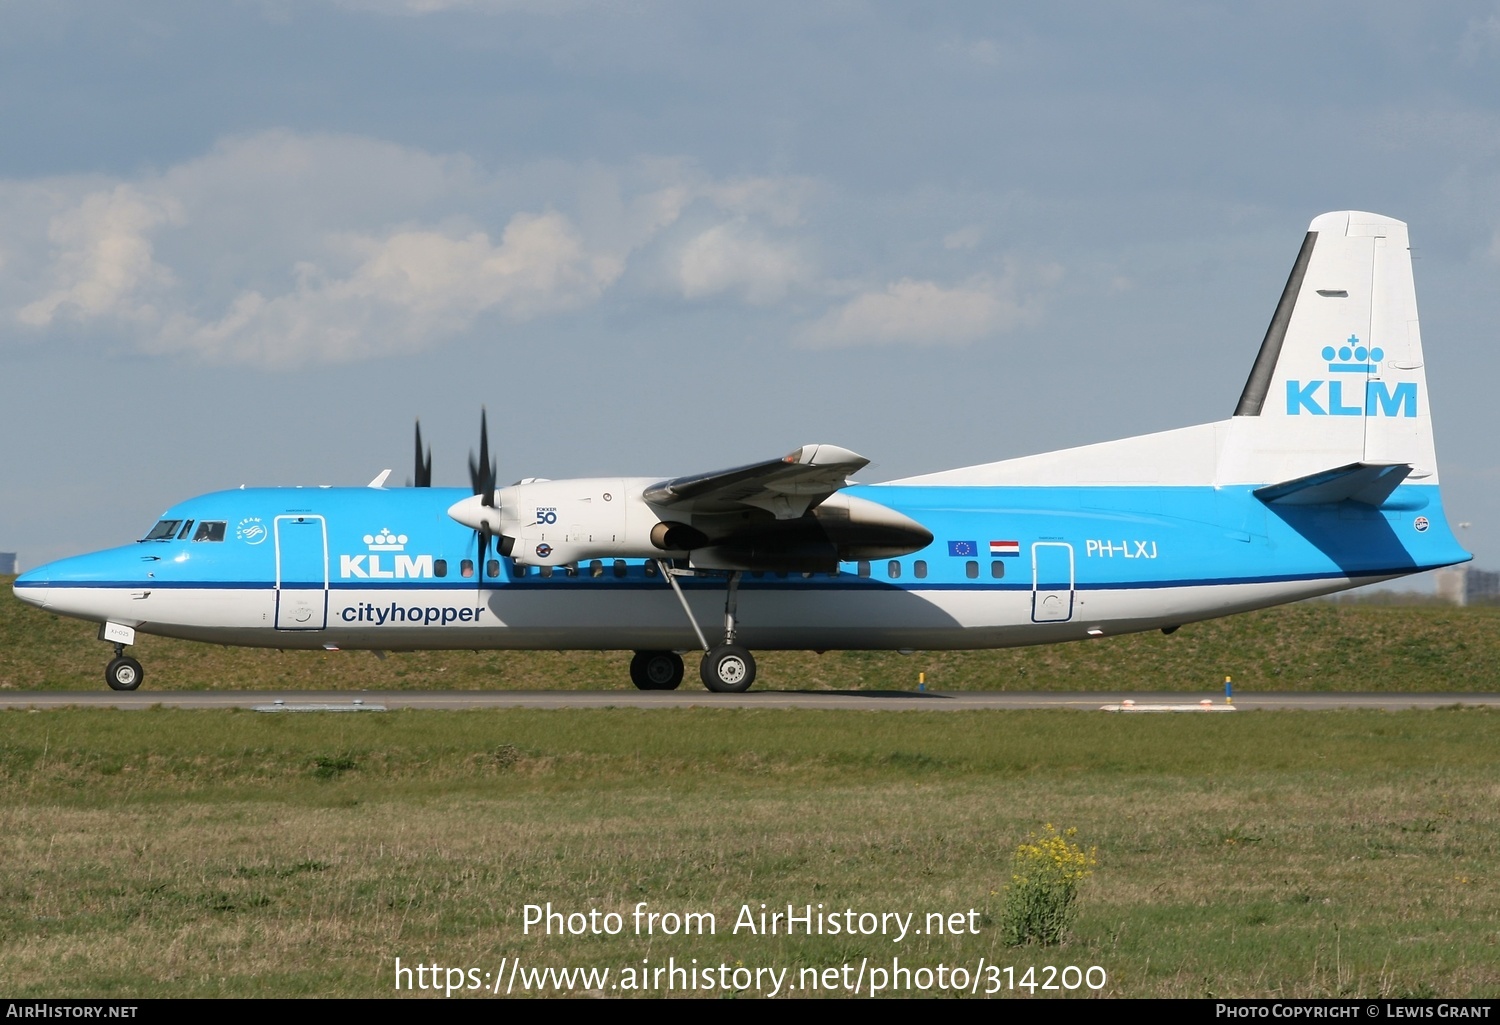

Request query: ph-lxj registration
[{"left": 523, "top": 902, "right": 980, "bottom": 942}]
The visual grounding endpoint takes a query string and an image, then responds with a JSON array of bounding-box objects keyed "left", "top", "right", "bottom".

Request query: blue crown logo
[{"left": 1321, "top": 334, "right": 1383, "bottom": 374}]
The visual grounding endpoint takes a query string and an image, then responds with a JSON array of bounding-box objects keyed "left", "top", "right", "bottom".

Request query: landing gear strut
[
  {"left": 105, "top": 643, "right": 144, "bottom": 691},
  {"left": 655, "top": 562, "right": 758, "bottom": 693},
  {"left": 629, "top": 650, "right": 684, "bottom": 691}
]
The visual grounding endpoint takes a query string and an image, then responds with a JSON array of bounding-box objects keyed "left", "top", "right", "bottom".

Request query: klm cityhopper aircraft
[{"left": 13, "top": 212, "right": 1471, "bottom": 692}]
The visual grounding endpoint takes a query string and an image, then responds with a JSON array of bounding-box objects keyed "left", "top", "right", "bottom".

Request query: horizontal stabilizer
[{"left": 1253, "top": 462, "right": 1411, "bottom": 507}]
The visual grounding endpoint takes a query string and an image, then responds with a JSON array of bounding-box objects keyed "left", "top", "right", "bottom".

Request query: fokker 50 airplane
[{"left": 13, "top": 212, "right": 1471, "bottom": 692}]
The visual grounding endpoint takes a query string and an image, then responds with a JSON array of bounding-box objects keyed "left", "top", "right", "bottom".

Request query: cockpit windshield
[
  {"left": 140, "top": 519, "right": 227, "bottom": 542},
  {"left": 142, "top": 520, "right": 182, "bottom": 541}
]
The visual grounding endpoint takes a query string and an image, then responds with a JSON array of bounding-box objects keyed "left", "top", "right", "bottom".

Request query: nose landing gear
[
  {"left": 105, "top": 645, "right": 144, "bottom": 691},
  {"left": 98, "top": 623, "right": 143, "bottom": 691}
]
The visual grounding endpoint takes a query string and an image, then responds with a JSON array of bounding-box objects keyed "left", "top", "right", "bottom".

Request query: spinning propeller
[
  {"left": 411, "top": 421, "right": 432, "bottom": 488},
  {"left": 468, "top": 409, "right": 500, "bottom": 589}
]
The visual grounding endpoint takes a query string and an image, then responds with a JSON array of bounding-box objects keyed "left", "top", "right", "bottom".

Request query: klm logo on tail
[{"left": 1286, "top": 335, "right": 1417, "bottom": 417}]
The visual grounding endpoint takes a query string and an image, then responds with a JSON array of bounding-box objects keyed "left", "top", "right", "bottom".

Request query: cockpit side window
[
  {"left": 143, "top": 520, "right": 182, "bottom": 541},
  {"left": 192, "top": 521, "right": 227, "bottom": 542}
]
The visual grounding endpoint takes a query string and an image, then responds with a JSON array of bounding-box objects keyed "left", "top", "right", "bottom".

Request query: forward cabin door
[
  {"left": 274, "top": 515, "right": 328, "bottom": 630},
  {"left": 1031, "top": 541, "right": 1075, "bottom": 623}
]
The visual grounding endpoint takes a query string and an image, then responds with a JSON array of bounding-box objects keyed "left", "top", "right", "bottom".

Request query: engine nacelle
[
  {"left": 449, "top": 477, "right": 686, "bottom": 566},
  {"left": 448, "top": 480, "right": 932, "bottom": 570}
]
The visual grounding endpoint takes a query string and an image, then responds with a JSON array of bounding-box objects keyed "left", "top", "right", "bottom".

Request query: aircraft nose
[{"left": 11, "top": 569, "right": 50, "bottom": 610}]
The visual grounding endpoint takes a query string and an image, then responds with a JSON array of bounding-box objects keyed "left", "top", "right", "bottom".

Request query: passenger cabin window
[
  {"left": 486, "top": 559, "right": 500, "bottom": 579},
  {"left": 143, "top": 520, "right": 182, "bottom": 541},
  {"left": 590, "top": 560, "right": 604, "bottom": 578},
  {"left": 965, "top": 560, "right": 979, "bottom": 579},
  {"left": 461, "top": 559, "right": 474, "bottom": 578},
  {"left": 539, "top": 566, "right": 554, "bottom": 578},
  {"left": 613, "top": 560, "right": 627, "bottom": 578},
  {"left": 857, "top": 561, "right": 870, "bottom": 577},
  {"left": 434, "top": 559, "right": 448, "bottom": 578},
  {"left": 913, "top": 560, "right": 928, "bottom": 579},
  {"left": 192, "top": 521, "right": 226, "bottom": 543},
  {"left": 888, "top": 560, "right": 901, "bottom": 579},
  {"left": 991, "top": 561, "right": 1006, "bottom": 579}
]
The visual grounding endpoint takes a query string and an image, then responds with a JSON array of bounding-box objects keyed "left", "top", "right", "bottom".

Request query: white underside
[{"left": 33, "top": 576, "right": 1387, "bottom": 652}]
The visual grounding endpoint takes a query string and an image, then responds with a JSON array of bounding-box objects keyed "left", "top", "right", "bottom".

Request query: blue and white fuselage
[
  {"left": 11, "top": 212, "right": 1472, "bottom": 690},
  {"left": 14, "top": 480, "right": 1465, "bottom": 651}
]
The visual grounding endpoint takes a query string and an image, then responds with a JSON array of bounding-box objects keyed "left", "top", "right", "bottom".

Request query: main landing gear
[
  {"left": 629, "top": 650, "right": 684, "bottom": 690},
  {"left": 644, "top": 562, "right": 758, "bottom": 693}
]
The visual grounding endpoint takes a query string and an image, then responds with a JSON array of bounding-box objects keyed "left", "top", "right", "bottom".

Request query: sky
[{"left": 3, "top": 1, "right": 1499, "bottom": 578}]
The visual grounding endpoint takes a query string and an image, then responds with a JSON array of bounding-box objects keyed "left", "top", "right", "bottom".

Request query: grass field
[
  {"left": 4, "top": 577, "right": 1498, "bottom": 998},
  {"left": 3, "top": 707, "right": 1497, "bottom": 998},
  {"left": 4, "top": 576, "right": 1500, "bottom": 692}
]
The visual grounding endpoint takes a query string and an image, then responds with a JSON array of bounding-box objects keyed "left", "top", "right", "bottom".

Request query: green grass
[
  {"left": 4, "top": 575, "right": 1500, "bottom": 691},
  {"left": 3, "top": 707, "right": 1498, "bottom": 997}
]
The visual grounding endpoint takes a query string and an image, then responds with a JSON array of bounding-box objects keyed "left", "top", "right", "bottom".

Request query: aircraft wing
[{"left": 644, "top": 444, "right": 869, "bottom": 519}]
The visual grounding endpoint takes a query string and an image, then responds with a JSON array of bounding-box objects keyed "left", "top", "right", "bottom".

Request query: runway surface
[{"left": 2, "top": 690, "right": 1497, "bottom": 711}]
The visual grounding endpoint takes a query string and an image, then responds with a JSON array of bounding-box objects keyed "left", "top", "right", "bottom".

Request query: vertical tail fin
[{"left": 1218, "top": 211, "right": 1436, "bottom": 486}]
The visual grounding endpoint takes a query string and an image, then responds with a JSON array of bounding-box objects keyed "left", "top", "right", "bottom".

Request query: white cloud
[
  {"left": 3, "top": 131, "right": 813, "bottom": 369},
  {"left": 146, "top": 211, "right": 622, "bottom": 366},
  {"left": 797, "top": 268, "right": 1058, "bottom": 349},
  {"left": 676, "top": 219, "right": 806, "bottom": 304},
  {"left": 19, "top": 185, "right": 183, "bottom": 327}
]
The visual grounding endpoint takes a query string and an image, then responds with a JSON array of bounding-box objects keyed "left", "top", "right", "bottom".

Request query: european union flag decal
[{"left": 947, "top": 540, "right": 977, "bottom": 557}]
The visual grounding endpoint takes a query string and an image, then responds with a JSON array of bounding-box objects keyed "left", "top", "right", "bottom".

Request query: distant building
[
  {"left": 0, "top": 553, "right": 14, "bottom": 576},
  {"left": 1434, "top": 566, "right": 1500, "bottom": 606}
]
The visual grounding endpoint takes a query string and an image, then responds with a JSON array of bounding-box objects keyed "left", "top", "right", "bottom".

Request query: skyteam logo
[
  {"left": 1286, "top": 334, "right": 1416, "bottom": 418},
  {"left": 235, "top": 517, "right": 267, "bottom": 545}
]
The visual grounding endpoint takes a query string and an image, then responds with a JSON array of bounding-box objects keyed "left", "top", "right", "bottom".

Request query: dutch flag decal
[{"left": 990, "top": 540, "right": 1020, "bottom": 557}]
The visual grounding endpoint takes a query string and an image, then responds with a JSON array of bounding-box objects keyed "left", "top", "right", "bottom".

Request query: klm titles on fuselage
[
  {"left": 340, "top": 554, "right": 436, "bottom": 578},
  {"left": 1286, "top": 336, "right": 1418, "bottom": 417}
]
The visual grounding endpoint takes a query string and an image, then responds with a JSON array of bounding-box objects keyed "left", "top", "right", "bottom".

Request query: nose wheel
[{"left": 105, "top": 653, "right": 144, "bottom": 691}]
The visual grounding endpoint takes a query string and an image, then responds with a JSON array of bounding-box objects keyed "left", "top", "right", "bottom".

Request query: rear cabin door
[
  {"left": 1031, "top": 541, "right": 1075, "bottom": 623},
  {"left": 274, "top": 515, "right": 328, "bottom": 630}
]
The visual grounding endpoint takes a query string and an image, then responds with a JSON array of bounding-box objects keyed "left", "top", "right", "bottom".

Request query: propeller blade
[
  {"left": 478, "top": 524, "right": 492, "bottom": 596},
  {"left": 468, "top": 408, "right": 497, "bottom": 506},
  {"left": 413, "top": 421, "right": 432, "bottom": 488},
  {"left": 465, "top": 408, "right": 500, "bottom": 600}
]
